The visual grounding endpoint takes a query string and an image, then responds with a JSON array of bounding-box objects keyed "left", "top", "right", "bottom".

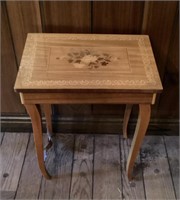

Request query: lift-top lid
[{"left": 14, "top": 33, "right": 163, "bottom": 93}]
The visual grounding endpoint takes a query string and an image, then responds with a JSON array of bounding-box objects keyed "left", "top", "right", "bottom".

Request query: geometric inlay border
[{"left": 18, "top": 34, "right": 158, "bottom": 88}]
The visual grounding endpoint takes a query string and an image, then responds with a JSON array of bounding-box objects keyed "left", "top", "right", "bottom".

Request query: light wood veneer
[{"left": 14, "top": 34, "right": 163, "bottom": 180}]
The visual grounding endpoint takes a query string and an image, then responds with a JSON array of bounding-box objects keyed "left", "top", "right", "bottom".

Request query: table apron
[{"left": 20, "top": 92, "right": 156, "bottom": 105}]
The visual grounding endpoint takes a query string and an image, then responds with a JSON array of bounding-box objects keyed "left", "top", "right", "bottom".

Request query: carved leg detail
[
  {"left": 25, "top": 104, "right": 51, "bottom": 179},
  {"left": 123, "top": 104, "right": 133, "bottom": 138},
  {"left": 126, "top": 104, "right": 151, "bottom": 180}
]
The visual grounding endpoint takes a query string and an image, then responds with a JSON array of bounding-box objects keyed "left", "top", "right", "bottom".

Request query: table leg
[
  {"left": 42, "top": 104, "right": 53, "bottom": 138},
  {"left": 25, "top": 104, "right": 51, "bottom": 179},
  {"left": 42, "top": 104, "right": 54, "bottom": 152},
  {"left": 126, "top": 104, "right": 151, "bottom": 180},
  {"left": 123, "top": 104, "right": 133, "bottom": 138}
]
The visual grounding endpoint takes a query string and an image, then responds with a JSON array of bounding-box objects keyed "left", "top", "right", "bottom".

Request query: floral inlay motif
[
  {"left": 66, "top": 49, "right": 120, "bottom": 69},
  {"left": 15, "top": 35, "right": 161, "bottom": 89}
]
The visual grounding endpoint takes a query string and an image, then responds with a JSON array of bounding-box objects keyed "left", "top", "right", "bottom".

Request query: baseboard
[{"left": 1, "top": 115, "right": 179, "bottom": 135}]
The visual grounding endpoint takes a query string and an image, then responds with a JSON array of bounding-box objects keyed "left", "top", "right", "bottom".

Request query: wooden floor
[{"left": 0, "top": 132, "right": 179, "bottom": 200}]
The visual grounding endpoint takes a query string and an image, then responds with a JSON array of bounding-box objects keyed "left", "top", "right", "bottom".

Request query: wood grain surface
[
  {"left": 0, "top": 132, "right": 4, "bottom": 145},
  {"left": 6, "top": 1, "right": 42, "bottom": 65},
  {"left": 142, "top": 1, "right": 177, "bottom": 80},
  {"left": 158, "top": 8, "right": 179, "bottom": 118},
  {"left": 55, "top": 104, "right": 92, "bottom": 118},
  {"left": 25, "top": 104, "right": 51, "bottom": 179},
  {"left": 0, "top": 133, "right": 178, "bottom": 199},
  {"left": 141, "top": 136, "right": 176, "bottom": 199},
  {"left": 164, "top": 136, "right": 179, "bottom": 199},
  {"left": 0, "top": 133, "right": 29, "bottom": 199},
  {"left": 21, "top": 93, "right": 155, "bottom": 104},
  {"left": 14, "top": 34, "right": 162, "bottom": 92},
  {"left": 121, "top": 137, "right": 145, "bottom": 199},
  {"left": 123, "top": 104, "right": 133, "bottom": 138},
  {"left": 39, "top": 134, "right": 74, "bottom": 199},
  {"left": 93, "top": 2, "right": 144, "bottom": 33},
  {"left": 126, "top": 104, "right": 151, "bottom": 180},
  {"left": 1, "top": 3, "right": 25, "bottom": 113},
  {"left": 42, "top": 104, "right": 53, "bottom": 138},
  {"left": 41, "top": 1, "right": 91, "bottom": 33},
  {"left": 15, "top": 134, "right": 42, "bottom": 199},
  {"left": 93, "top": 135, "right": 122, "bottom": 199},
  {"left": 70, "top": 135, "right": 93, "bottom": 199},
  {"left": 1, "top": 1, "right": 178, "bottom": 123},
  {"left": 141, "top": 1, "right": 178, "bottom": 118}
]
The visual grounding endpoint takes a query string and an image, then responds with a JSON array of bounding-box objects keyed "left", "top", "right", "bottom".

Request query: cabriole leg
[
  {"left": 42, "top": 104, "right": 54, "bottom": 152},
  {"left": 126, "top": 104, "right": 151, "bottom": 180},
  {"left": 25, "top": 104, "right": 51, "bottom": 179},
  {"left": 123, "top": 104, "right": 133, "bottom": 138}
]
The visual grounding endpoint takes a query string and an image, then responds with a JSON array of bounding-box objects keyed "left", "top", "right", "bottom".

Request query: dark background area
[{"left": 1, "top": 1, "right": 179, "bottom": 134}]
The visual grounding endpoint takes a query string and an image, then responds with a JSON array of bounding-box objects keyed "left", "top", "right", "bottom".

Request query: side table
[{"left": 14, "top": 34, "right": 163, "bottom": 180}]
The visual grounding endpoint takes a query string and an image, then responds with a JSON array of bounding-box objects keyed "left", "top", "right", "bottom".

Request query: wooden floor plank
[
  {"left": 141, "top": 136, "right": 176, "bottom": 200},
  {"left": 39, "top": 134, "right": 74, "bottom": 199},
  {"left": 121, "top": 137, "right": 145, "bottom": 199},
  {"left": 0, "top": 191, "right": 16, "bottom": 199},
  {"left": 0, "top": 133, "right": 178, "bottom": 199},
  {"left": 0, "top": 132, "right": 29, "bottom": 199},
  {"left": 93, "top": 134, "right": 122, "bottom": 199},
  {"left": 0, "top": 132, "right": 4, "bottom": 145},
  {"left": 164, "top": 136, "right": 179, "bottom": 199},
  {"left": 70, "top": 135, "right": 93, "bottom": 199},
  {"left": 15, "top": 134, "right": 42, "bottom": 199}
]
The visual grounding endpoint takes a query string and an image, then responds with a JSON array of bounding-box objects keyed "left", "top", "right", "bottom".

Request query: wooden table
[{"left": 14, "top": 34, "right": 163, "bottom": 180}]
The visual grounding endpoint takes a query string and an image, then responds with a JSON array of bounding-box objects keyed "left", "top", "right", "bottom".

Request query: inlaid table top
[{"left": 14, "top": 34, "right": 162, "bottom": 93}]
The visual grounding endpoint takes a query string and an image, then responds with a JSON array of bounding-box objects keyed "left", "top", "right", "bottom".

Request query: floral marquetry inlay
[
  {"left": 14, "top": 34, "right": 163, "bottom": 92},
  {"left": 66, "top": 49, "right": 120, "bottom": 69}
]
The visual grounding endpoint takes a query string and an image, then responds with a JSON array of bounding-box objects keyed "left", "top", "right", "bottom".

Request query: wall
[{"left": 1, "top": 1, "right": 179, "bottom": 134}]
